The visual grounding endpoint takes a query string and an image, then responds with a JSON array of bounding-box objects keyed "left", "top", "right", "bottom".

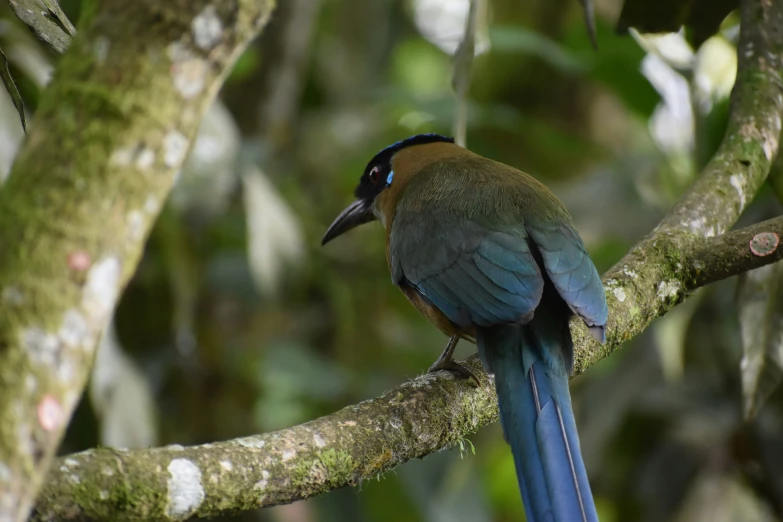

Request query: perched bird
[{"left": 322, "top": 134, "right": 608, "bottom": 522}]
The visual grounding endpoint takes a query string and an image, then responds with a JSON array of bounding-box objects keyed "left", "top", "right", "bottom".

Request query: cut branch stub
[{"left": 750, "top": 232, "right": 780, "bottom": 257}]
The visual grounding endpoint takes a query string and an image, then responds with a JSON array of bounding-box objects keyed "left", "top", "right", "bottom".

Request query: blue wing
[
  {"left": 390, "top": 214, "right": 544, "bottom": 330},
  {"left": 527, "top": 223, "right": 608, "bottom": 339}
]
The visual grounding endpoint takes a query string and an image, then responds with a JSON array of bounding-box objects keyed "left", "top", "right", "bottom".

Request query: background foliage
[{"left": 3, "top": 0, "right": 781, "bottom": 520}]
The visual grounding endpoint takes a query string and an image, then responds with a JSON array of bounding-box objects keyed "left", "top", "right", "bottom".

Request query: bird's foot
[
  {"left": 428, "top": 358, "right": 480, "bottom": 386},
  {"left": 428, "top": 336, "right": 480, "bottom": 386}
]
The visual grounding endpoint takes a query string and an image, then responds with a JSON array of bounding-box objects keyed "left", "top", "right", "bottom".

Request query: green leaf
[
  {"left": 0, "top": 47, "right": 26, "bottom": 133},
  {"left": 617, "top": 0, "right": 738, "bottom": 48},
  {"left": 564, "top": 20, "right": 661, "bottom": 118},
  {"left": 737, "top": 263, "right": 783, "bottom": 420},
  {"left": 489, "top": 26, "right": 586, "bottom": 75}
]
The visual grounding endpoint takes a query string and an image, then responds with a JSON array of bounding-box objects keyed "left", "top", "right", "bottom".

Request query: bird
[{"left": 322, "top": 133, "right": 608, "bottom": 522}]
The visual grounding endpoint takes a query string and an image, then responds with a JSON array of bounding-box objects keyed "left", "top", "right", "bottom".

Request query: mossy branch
[
  {"left": 573, "top": 0, "right": 783, "bottom": 372},
  {"left": 26, "top": 0, "right": 783, "bottom": 519},
  {"left": 655, "top": 0, "right": 783, "bottom": 238},
  {"left": 31, "top": 214, "right": 783, "bottom": 521},
  {"left": 0, "top": 1, "right": 275, "bottom": 521}
]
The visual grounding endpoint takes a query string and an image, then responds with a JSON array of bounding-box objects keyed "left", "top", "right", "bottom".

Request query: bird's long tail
[{"left": 477, "top": 324, "right": 597, "bottom": 522}]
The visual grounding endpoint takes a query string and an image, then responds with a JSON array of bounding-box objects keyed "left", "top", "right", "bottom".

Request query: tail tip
[{"left": 588, "top": 325, "right": 606, "bottom": 345}]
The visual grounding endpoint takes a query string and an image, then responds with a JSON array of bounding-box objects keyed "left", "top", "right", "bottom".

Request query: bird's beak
[{"left": 321, "top": 199, "right": 375, "bottom": 245}]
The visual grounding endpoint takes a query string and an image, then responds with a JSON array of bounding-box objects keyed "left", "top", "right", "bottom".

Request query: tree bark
[{"left": 0, "top": 1, "right": 275, "bottom": 521}]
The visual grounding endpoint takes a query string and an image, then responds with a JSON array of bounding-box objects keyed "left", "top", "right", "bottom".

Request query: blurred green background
[{"left": 3, "top": 0, "right": 783, "bottom": 520}]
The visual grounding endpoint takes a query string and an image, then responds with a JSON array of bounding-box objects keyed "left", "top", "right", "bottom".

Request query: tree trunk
[{"left": 0, "top": 2, "right": 275, "bottom": 520}]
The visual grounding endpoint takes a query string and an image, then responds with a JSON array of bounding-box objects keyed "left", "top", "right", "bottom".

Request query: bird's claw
[{"left": 428, "top": 359, "right": 480, "bottom": 387}]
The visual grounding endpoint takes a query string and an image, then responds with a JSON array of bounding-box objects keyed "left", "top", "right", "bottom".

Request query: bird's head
[{"left": 322, "top": 133, "right": 454, "bottom": 245}]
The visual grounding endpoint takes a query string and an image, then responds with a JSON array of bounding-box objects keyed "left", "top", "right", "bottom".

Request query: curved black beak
[{"left": 321, "top": 200, "right": 375, "bottom": 245}]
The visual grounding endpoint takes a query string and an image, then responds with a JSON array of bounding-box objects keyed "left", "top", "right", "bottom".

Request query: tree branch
[
  {"left": 570, "top": 0, "right": 783, "bottom": 372},
  {"left": 29, "top": 0, "right": 783, "bottom": 519},
  {"left": 655, "top": 0, "right": 783, "bottom": 237},
  {"left": 31, "top": 212, "right": 783, "bottom": 520},
  {"left": 8, "top": 0, "right": 73, "bottom": 54},
  {"left": 0, "top": 1, "right": 275, "bottom": 521}
]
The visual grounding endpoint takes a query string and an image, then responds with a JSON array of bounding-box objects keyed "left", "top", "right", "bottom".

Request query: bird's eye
[{"left": 369, "top": 166, "right": 380, "bottom": 185}]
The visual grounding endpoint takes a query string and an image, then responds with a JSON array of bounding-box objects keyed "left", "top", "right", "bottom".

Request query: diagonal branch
[
  {"left": 655, "top": 0, "right": 783, "bottom": 238},
  {"left": 30, "top": 0, "right": 783, "bottom": 519},
  {"left": 572, "top": 0, "right": 783, "bottom": 372}
]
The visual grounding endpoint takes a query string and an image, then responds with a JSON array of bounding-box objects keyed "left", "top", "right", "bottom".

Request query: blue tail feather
[{"left": 478, "top": 325, "right": 597, "bottom": 522}]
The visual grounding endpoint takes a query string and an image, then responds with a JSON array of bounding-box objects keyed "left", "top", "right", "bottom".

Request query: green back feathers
[{"left": 394, "top": 155, "right": 572, "bottom": 228}]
